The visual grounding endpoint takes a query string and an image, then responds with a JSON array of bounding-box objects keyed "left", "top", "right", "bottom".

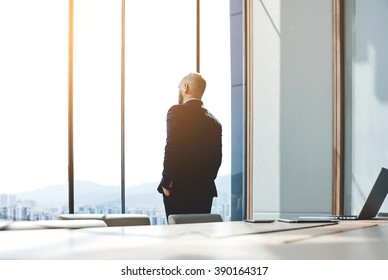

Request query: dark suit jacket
[{"left": 157, "top": 99, "right": 222, "bottom": 198}]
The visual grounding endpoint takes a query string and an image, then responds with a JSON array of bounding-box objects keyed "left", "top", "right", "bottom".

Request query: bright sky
[{"left": 0, "top": 0, "right": 231, "bottom": 194}]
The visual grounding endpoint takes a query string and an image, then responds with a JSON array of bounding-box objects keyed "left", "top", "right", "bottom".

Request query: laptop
[{"left": 278, "top": 167, "right": 388, "bottom": 223}]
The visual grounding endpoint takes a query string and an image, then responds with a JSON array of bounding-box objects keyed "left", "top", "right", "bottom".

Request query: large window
[
  {"left": 201, "top": 0, "right": 232, "bottom": 221},
  {"left": 124, "top": 0, "right": 196, "bottom": 224},
  {"left": 0, "top": 0, "right": 68, "bottom": 220},
  {"left": 0, "top": 0, "right": 235, "bottom": 224},
  {"left": 73, "top": 0, "right": 121, "bottom": 213}
]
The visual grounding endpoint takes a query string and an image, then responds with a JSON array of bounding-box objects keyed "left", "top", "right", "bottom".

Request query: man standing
[{"left": 158, "top": 72, "right": 222, "bottom": 219}]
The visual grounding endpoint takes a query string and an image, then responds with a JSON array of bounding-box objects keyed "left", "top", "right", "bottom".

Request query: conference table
[{"left": 1, "top": 219, "right": 388, "bottom": 260}]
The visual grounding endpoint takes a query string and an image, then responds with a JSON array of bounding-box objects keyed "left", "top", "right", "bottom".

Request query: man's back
[{"left": 165, "top": 99, "right": 222, "bottom": 188}]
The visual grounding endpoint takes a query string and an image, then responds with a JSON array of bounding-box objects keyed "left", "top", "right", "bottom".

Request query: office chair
[
  {"left": 168, "top": 213, "right": 223, "bottom": 224},
  {"left": 58, "top": 213, "right": 151, "bottom": 227},
  {"left": 1, "top": 219, "right": 107, "bottom": 230}
]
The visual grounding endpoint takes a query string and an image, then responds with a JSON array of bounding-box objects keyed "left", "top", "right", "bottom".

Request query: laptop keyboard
[{"left": 331, "top": 215, "right": 358, "bottom": 220}]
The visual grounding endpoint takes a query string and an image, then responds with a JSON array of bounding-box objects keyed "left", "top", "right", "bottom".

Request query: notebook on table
[{"left": 278, "top": 167, "right": 388, "bottom": 223}]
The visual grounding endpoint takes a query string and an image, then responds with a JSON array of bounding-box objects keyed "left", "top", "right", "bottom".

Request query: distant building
[{"left": 0, "top": 194, "right": 8, "bottom": 207}]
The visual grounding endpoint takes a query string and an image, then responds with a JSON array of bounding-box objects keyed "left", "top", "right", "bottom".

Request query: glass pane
[
  {"left": 344, "top": 0, "right": 388, "bottom": 214},
  {"left": 0, "top": 0, "right": 68, "bottom": 220},
  {"left": 125, "top": 0, "right": 196, "bottom": 224},
  {"left": 229, "top": 0, "right": 245, "bottom": 221},
  {"left": 251, "top": 1, "right": 333, "bottom": 217},
  {"left": 201, "top": 0, "right": 232, "bottom": 221},
  {"left": 73, "top": 0, "right": 121, "bottom": 213}
]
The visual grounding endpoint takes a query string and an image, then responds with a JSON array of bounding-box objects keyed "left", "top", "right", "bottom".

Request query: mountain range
[{"left": 12, "top": 175, "right": 231, "bottom": 210}]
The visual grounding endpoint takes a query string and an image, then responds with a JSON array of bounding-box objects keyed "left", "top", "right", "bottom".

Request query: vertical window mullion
[
  {"left": 196, "top": 0, "right": 200, "bottom": 72},
  {"left": 68, "top": 0, "right": 74, "bottom": 214},
  {"left": 121, "top": 0, "right": 126, "bottom": 214},
  {"left": 332, "top": 0, "right": 345, "bottom": 215}
]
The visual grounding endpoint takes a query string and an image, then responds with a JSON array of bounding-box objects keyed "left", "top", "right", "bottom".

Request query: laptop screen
[{"left": 358, "top": 167, "right": 388, "bottom": 220}]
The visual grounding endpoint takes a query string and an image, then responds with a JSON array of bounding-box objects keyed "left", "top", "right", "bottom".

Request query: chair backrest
[
  {"left": 58, "top": 214, "right": 105, "bottom": 220},
  {"left": 58, "top": 213, "right": 151, "bottom": 227},
  {"left": 168, "top": 213, "right": 223, "bottom": 225},
  {"left": 1, "top": 220, "right": 107, "bottom": 230},
  {"left": 103, "top": 214, "right": 151, "bottom": 226}
]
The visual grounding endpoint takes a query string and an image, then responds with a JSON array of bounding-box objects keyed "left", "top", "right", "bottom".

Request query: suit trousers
[{"left": 163, "top": 191, "right": 213, "bottom": 219}]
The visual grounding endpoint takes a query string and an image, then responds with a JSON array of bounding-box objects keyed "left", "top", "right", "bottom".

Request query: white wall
[
  {"left": 252, "top": 0, "right": 333, "bottom": 217},
  {"left": 345, "top": 0, "right": 388, "bottom": 214}
]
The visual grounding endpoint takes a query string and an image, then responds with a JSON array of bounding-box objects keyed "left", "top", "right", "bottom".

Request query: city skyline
[{"left": 0, "top": 174, "right": 231, "bottom": 225}]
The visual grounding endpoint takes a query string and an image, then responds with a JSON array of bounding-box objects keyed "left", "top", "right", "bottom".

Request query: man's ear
[{"left": 183, "top": 83, "right": 189, "bottom": 93}]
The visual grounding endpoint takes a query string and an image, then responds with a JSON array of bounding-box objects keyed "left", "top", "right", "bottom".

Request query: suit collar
[{"left": 183, "top": 98, "right": 203, "bottom": 106}]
